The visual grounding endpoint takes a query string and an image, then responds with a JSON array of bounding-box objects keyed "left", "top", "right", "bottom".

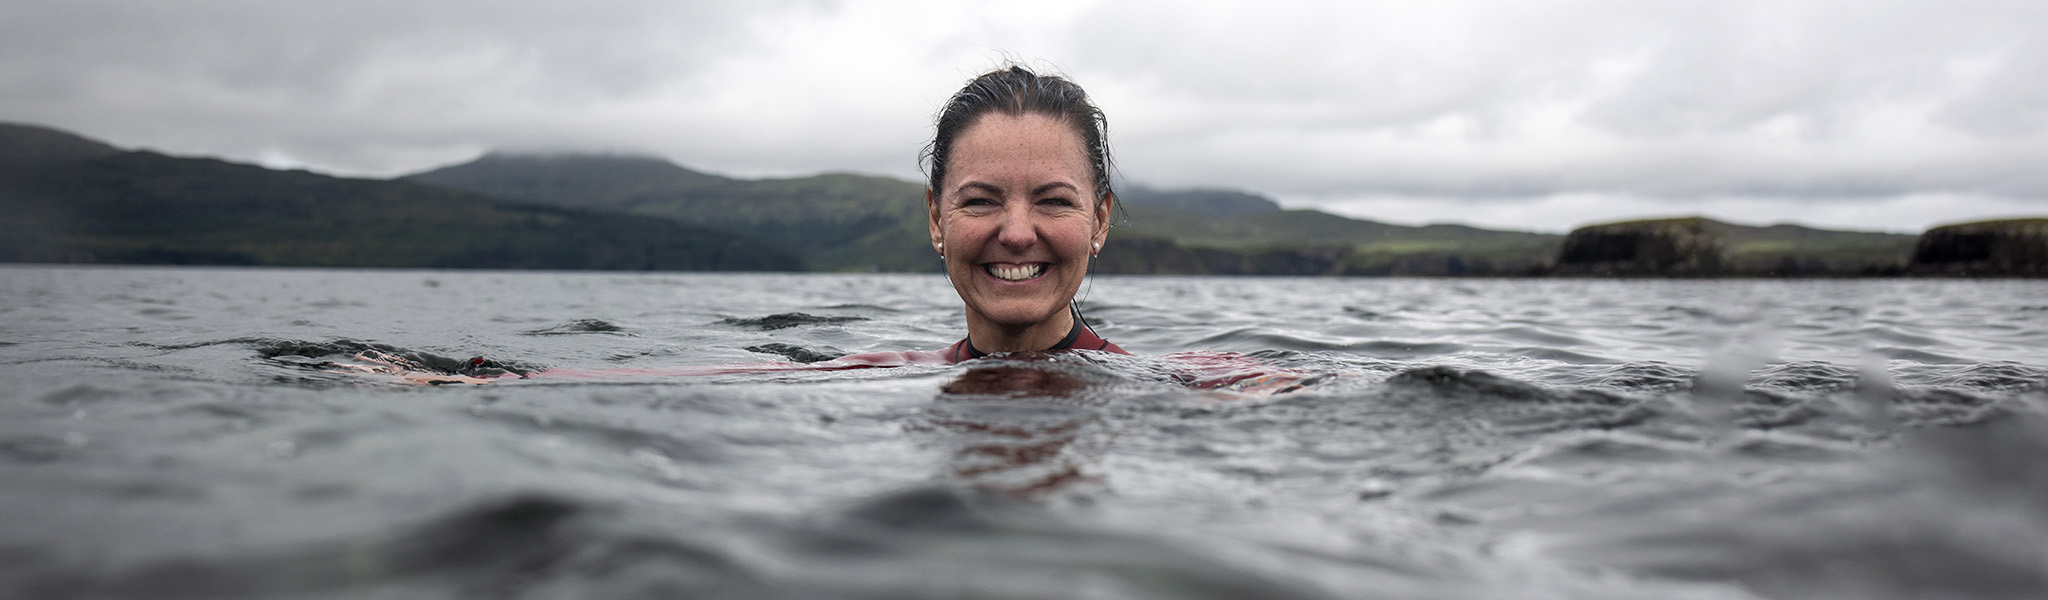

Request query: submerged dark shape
[
  {"left": 839, "top": 486, "right": 1002, "bottom": 532},
  {"left": 924, "top": 359, "right": 1111, "bottom": 498},
  {"left": 718, "top": 313, "right": 868, "bottom": 331},
  {"left": 940, "top": 360, "right": 1092, "bottom": 399},
  {"left": 15, "top": 494, "right": 586, "bottom": 599}
]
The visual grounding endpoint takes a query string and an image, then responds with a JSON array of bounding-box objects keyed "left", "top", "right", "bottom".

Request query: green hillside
[
  {"left": 409, "top": 154, "right": 1568, "bottom": 275},
  {"left": 5, "top": 122, "right": 1949, "bottom": 277},
  {"left": 0, "top": 123, "right": 799, "bottom": 271},
  {"left": 408, "top": 154, "right": 933, "bottom": 272}
]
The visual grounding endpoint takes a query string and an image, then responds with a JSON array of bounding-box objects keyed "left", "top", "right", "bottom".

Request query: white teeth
[{"left": 986, "top": 264, "right": 1045, "bottom": 281}]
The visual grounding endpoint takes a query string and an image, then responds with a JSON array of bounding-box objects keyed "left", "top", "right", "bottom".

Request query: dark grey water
[{"left": 3, "top": 266, "right": 2046, "bottom": 599}]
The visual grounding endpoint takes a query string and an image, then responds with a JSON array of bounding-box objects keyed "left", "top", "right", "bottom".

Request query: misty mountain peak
[
  {"left": 404, "top": 151, "right": 726, "bottom": 205},
  {"left": 0, "top": 122, "right": 122, "bottom": 163}
]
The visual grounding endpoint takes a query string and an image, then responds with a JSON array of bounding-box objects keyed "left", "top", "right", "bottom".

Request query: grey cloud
[
  {"left": 0, "top": 0, "right": 828, "bottom": 174},
  {"left": 1061, "top": 0, "right": 2048, "bottom": 202},
  {"left": 1, "top": 0, "right": 2043, "bottom": 229}
]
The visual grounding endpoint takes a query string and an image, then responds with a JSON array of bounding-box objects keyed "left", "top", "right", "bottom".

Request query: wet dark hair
[{"left": 921, "top": 65, "right": 1115, "bottom": 206}]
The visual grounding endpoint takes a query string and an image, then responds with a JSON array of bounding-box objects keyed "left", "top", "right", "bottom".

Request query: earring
[{"left": 936, "top": 242, "right": 944, "bottom": 259}]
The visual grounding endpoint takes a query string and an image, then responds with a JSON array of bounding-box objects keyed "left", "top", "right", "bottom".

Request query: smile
[{"left": 984, "top": 263, "right": 1046, "bottom": 281}]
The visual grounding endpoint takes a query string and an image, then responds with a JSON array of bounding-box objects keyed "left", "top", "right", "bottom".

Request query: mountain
[
  {"left": 7, "top": 122, "right": 1963, "bottom": 277},
  {"left": 0, "top": 123, "right": 798, "bottom": 271},
  {"left": 409, "top": 153, "right": 1570, "bottom": 276},
  {"left": 408, "top": 153, "right": 933, "bottom": 272},
  {"left": 1116, "top": 185, "right": 1280, "bottom": 217}
]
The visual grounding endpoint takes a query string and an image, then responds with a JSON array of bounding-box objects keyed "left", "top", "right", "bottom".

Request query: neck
[{"left": 965, "top": 308, "right": 1076, "bottom": 353}]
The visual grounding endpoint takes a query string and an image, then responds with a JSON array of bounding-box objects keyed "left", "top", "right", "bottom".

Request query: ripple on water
[
  {"left": 6, "top": 269, "right": 2048, "bottom": 599},
  {"left": 717, "top": 313, "right": 868, "bottom": 331},
  {"left": 522, "top": 318, "right": 630, "bottom": 335}
]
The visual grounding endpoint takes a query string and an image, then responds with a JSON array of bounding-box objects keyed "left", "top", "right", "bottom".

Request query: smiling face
[{"left": 928, "top": 112, "right": 1112, "bottom": 351}]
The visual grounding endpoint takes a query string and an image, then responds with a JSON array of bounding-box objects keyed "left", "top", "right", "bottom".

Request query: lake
[{"left": 2, "top": 266, "right": 2045, "bottom": 599}]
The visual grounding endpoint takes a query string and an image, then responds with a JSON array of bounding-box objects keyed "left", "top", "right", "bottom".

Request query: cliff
[
  {"left": 1551, "top": 217, "right": 1730, "bottom": 276},
  {"left": 1908, "top": 219, "right": 2048, "bottom": 277},
  {"left": 1549, "top": 217, "right": 1916, "bottom": 277}
]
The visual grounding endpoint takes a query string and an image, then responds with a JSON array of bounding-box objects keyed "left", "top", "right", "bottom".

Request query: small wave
[
  {"left": 1340, "top": 306, "right": 1387, "bottom": 320},
  {"left": 1385, "top": 365, "right": 1630, "bottom": 406},
  {"left": 792, "top": 486, "right": 1337, "bottom": 598},
  {"left": 1905, "top": 362, "right": 2048, "bottom": 392},
  {"left": 1546, "top": 362, "right": 1695, "bottom": 392},
  {"left": 0, "top": 434, "right": 80, "bottom": 464},
  {"left": 129, "top": 336, "right": 277, "bottom": 352},
  {"left": 718, "top": 313, "right": 868, "bottom": 331},
  {"left": 1892, "top": 388, "right": 2007, "bottom": 427},
  {"left": 1516, "top": 435, "right": 1693, "bottom": 470},
  {"left": 744, "top": 343, "right": 846, "bottom": 363},
  {"left": 1858, "top": 323, "right": 1950, "bottom": 347},
  {"left": 1870, "top": 346, "right": 1974, "bottom": 364},
  {"left": 522, "top": 318, "right": 629, "bottom": 335},
  {"left": 1750, "top": 362, "right": 1860, "bottom": 393},
  {"left": 1724, "top": 436, "right": 1860, "bottom": 462},
  {"left": 1379, "top": 365, "right": 1656, "bottom": 434},
  {"left": 10, "top": 493, "right": 593, "bottom": 598},
  {"left": 1505, "top": 346, "right": 1620, "bottom": 364},
  {"left": 253, "top": 339, "right": 542, "bottom": 379},
  {"left": 821, "top": 303, "right": 901, "bottom": 312},
  {"left": 471, "top": 411, "right": 723, "bottom": 465},
  {"left": 1483, "top": 325, "right": 1596, "bottom": 348},
  {"left": 1730, "top": 389, "right": 1842, "bottom": 430},
  {"left": 1190, "top": 327, "right": 1467, "bottom": 356}
]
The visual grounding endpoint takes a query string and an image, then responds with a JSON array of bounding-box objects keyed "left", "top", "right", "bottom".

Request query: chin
[{"left": 974, "top": 301, "right": 1067, "bottom": 328}]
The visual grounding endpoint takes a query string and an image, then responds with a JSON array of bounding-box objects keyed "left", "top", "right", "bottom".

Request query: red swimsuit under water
[{"left": 942, "top": 320, "right": 1129, "bottom": 363}]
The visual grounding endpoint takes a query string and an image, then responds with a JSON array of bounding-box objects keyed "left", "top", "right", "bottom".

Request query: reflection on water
[
  {"left": 929, "top": 359, "right": 1106, "bottom": 498},
  {"left": 1, "top": 267, "right": 2045, "bottom": 599}
]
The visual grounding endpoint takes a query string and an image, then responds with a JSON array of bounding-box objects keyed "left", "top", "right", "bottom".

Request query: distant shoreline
[{"left": 5, "top": 122, "right": 2042, "bottom": 278}]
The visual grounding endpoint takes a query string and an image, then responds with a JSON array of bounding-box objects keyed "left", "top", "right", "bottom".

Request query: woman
[
  {"left": 920, "top": 65, "right": 1129, "bottom": 362},
  {"left": 353, "top": 66, "right": 1333, "bottom": 390},
  {"left": 340, "top": 66, "right": 1129, "bottom": 384}
]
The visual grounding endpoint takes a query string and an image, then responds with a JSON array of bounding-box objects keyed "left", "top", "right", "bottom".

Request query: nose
[{"left": 994, "top": 202, "right": 1037, "bottom": 250}]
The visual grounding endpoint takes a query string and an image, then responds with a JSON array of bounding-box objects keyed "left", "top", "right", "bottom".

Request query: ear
[
  {"left": 926, "top": 188, "right": 945, "bottom": 255},
  {"left": 1092, "top": 192, "right": 1115, "bottom": 248}
]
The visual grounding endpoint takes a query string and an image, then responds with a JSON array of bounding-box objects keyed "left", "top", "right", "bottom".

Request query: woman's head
[
  {"left": 923, "top": 66, "right": 1116, "bottom": 351},
  {"left": 922, "top": 66, "right": 1115, "bottom": 207}
]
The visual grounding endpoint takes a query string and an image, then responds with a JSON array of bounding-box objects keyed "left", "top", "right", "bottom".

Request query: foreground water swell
[{"left": 2, "top": 267, "right": 2046, "bottom": 599}]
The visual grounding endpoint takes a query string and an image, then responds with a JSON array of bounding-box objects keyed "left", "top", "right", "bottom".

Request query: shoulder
[{"left": 1073, "top": 328, "right": 1130, "bottom": 355}]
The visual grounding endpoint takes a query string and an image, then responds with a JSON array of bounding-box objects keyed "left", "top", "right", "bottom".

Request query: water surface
[{"left": 3, "top": 266, "right": 2045, "bottom": 599}]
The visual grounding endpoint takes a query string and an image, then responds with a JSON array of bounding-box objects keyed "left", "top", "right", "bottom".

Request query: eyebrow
[
  {"left": 953, "top": 181, "right": 1080, "bottom": 196},
  {"left": 1033, "top": 182, "right": 1079, "bottom": 196}
]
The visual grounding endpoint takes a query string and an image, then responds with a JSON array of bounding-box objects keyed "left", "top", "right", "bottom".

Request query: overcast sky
[{"left": 4, "top": 0, "right": 2043, "bottom": 232}]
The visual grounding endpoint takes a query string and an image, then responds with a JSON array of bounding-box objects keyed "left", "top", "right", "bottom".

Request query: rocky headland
[
  {"left": 1548, "top": 217, "right": 1920, "bottom": 277},
  {"left": 1907, "top": 218, "right": 2048, "bottom": 277}
]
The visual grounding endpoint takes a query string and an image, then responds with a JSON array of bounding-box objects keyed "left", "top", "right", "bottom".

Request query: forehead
[{"left": 944, "top": 113, "right": 1093, "bottom": 191}]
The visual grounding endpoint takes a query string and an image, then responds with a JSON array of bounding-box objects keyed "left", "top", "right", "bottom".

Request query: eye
[
  {"left": 960, "top": 197, "right": 997, "bottom": 207},
  {"left": 1036, "top": 196, "right": 1077, "bottom": 208}
]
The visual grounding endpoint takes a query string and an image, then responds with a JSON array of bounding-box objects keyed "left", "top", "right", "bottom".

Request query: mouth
[{"left": 984, "top": 263, "right": 1047, "bottom": 281}]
